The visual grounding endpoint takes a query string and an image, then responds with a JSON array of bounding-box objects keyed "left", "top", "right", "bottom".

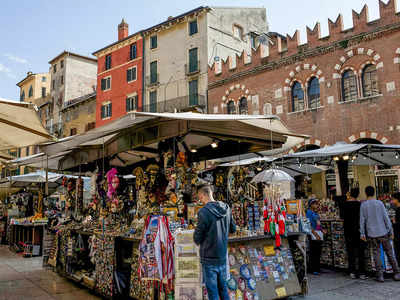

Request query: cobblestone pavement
[
  {"left": 291, "top": 269, "right": 400, "bottom": 300},
  {"left": 0, "top": 245, "right": 100, "bottom": 300}
]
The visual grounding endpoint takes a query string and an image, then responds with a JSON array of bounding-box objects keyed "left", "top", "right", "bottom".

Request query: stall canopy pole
[{"left": 45, "top": 154, "right": 49, "bottom": 196}]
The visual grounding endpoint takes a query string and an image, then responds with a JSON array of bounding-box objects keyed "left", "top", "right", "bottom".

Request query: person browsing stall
[
  {"left": 392, "top": 192, "right": 400, "bottom": 264},
  {"left": 306, "top": 198, "right": 323, "bottom": 275},
  {"left": 193, "top": 184, "right": 236, "bottom": 300},
  {"left": 343, "top": 187, "right": 368, "bottom": 280},
  {"left": 360, "top": 186, "right": 400, "bottom": 282}
]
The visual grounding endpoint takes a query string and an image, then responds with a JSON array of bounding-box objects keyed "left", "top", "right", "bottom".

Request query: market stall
[
  {"left": 278, "top": 142, "right": 400, "bottom": 274},
  {"left": 30, "top": 112, "right": 310, "bottom": 299}
]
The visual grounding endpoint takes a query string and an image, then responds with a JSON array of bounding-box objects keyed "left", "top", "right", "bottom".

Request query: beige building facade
[{"left": 143, "top": 6, "right": 267, "bottom": 112}]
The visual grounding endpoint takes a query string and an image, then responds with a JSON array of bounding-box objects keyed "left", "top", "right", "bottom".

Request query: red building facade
[
  {"left": 94, "top": 20, "right": 143, "bottom": 127},
  {"left": 208, "top": 0, "right": 400, "bottom": 150}
]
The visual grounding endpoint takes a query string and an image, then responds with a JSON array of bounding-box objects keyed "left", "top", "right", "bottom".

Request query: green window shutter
[
  {"left": 189, "top": 80, "right": 198, "bottom": 106},
  {"left": 132, "top": 68, "right": 136, "bottom": 80},
  {"left": 127, "top": 69, "right": 131, "bottom": 82},
  {"left": 150, "top": 62, "right": 157, "bottom": 83},
  {"left": 109, "top": 103, "right": 112, "bottom": 117},
  {"left": 134, "top": 95, "right": 138, "bottom": 110},
  {"left": 101, "top": 105, "right": 105, "bottom": 118},
  {"left": 101, "top": 79, "right": 105, "bottom": 90},
  {"left": 126, "top": 98, "right": 130, "bottom": 112},
  {"left": 189, "top": 48, "right": 198, "bottom": 73}
]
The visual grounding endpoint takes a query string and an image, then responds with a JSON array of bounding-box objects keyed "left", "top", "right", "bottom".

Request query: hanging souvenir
[
  {"left": 236, "top": 289, "right": 243, "bottom": 300},
  {"left": 240, "top": 264, "right": 251, "bottom": 280},
  {"left": 229, "top": 254, "right": 236, "bottom": 266},
  {"left": 238, "top": 277, "right": 246, "bottom": 291},
  {"left": 227, "top": 277, "right": 238, "bottom": 291},
  {"left": 247, "top": 278, "right": 256, "bottom": 291}
]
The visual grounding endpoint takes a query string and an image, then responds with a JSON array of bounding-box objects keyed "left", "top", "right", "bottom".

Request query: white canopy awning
[
  {"left": 284, "top": 142, "right": 400, "bottom": 167},
  {"left": 0, "top": 99, "right": 54, "bottom": 150}
]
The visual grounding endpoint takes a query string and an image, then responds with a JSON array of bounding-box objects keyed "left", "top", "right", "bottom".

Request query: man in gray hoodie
[
  {"left": 194, "top": 184, "right": 236, "bottom": 300},
  {"left": 360, "top": 186, "right": 400, "bottom": 282}
]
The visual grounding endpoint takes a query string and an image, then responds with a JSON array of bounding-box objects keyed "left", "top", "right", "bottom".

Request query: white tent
[{"left": 0, "top": 99, "right": 54, "bottom": 150}]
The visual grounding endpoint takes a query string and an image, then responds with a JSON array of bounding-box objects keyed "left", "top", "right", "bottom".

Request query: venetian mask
[{"left": 111, "top": 176, "right": 119, "bottom": 190}]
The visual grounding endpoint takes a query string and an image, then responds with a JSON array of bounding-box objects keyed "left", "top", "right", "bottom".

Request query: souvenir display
[
  {"left": 228, "top": 239, "right": 301, "bottom": 300},
  {"left": 94, "top": 234, "right": 115, "bottom": 297},
  {"left": 263, "top": 186, "right": 287, "bottom": 247}
]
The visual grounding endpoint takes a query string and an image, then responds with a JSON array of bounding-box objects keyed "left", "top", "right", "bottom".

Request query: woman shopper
[
  {"left": 306, "top": 198, "right": 323, "bottom": 275},
  {"left": 343, "top": 187, "right": 368, "bottom": 279}
]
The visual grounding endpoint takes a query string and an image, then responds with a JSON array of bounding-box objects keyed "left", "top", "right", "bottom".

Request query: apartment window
[
  {"left": 101, "top": 102, "right": 112, "bottom": 119},
  {"left": 149, "top": 91, "right": 157, "bottom": 112},
  {"left": 308, "top": 77, "right": 320, "bottom": 109},
  {"left": 342, "top": 70, "right": 358, "bottom": 102},
  {"left": 20, "top": 91, "right": 25, "bottom": 102},
  {"left": 250, "top": 33, "right": 258, "bottom": 49},
  {"left": 233, "top": 24, "right": 243, "bottom": 40},
  {"left": 227, "top": 100, "right": 235, "bottom": 114},
  {"left": 150, "top": 35, "right": 157, "bottom": 49},
  {"left": 130, "top": 43, "right": 137, "bottom": 60},
  {"left": 42, "top": 76, "right": 46, "bottom": 82},
  {"left": 239, "top": 97, "right": 248, "bottom": 115},
  {"left": 127, "top": 67, "right": 137, "bottom": 82},
  {"left": 105, "top": 54, "right": 112, "bottom": 70},
  {"left": 188, "top": 48, "right": 199, "bottom": 73},
  {"left": 291, "top": 81, "right": 304, "bottom": 112},
  {"left": 52, "top": 79, "right": 55, "bottom": 90},
  {"left": 126, "top": 95, "right": 138, "bottom": 112},
  {"left": 53, "top": 64, "right": 57, "bottom": 73},
  {"left": 101, "top": 77, "right": 111, "bottom": 91},
  {"left": 189, "top": 20, "right": 198, "bottom": 35},
  {"left": 150, "top": 61, "right": 158, "bottom": 84},
  {"left": 70, "top": 128, "right": 77, "bottom": 136},
  {"left": 42, "top": 87, "right": 46, "bottom": 98},
  {"left": 189, "top": 79, "right": 198, "bottom": 106},
  {"left": 60, "top": 60, "right": 64, "bottom": 68},
  {"left": 61, "top": 75, "right": 64, "bottom": 85},
  {"left": 362, "top": 64, "right": 379, "bottom": 97},
  {"left": 26, "top": 147, "right": 29, "bottom": 156},
  {"left": 28, "top": 85, "right": 33, "bottom": 98},
  {"left": 86, "top": 122, "right": 95, "bottom": 131}
]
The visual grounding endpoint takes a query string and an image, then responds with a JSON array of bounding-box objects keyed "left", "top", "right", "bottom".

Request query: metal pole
[{"left": 45, "top": 155, "right": 48, "bottom": 196}]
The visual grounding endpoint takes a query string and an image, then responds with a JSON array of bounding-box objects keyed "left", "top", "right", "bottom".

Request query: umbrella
[{"left": 251, "top": 169, "right": 295, "bottom": 184}]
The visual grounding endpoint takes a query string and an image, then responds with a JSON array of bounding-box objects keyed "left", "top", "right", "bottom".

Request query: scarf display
[{"left": 138, "top": 215, "right": 174, "bottom": 293}]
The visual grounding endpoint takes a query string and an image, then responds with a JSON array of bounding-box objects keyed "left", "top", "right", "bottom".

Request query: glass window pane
[
  {"left": 308, "top": 77, "right": 320, "bottom": 109},
  {"left": 292, "top": 81, "right": 304, "bottom": 112}
]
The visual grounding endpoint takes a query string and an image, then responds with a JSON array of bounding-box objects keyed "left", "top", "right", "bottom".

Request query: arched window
[
  {"left": 341, "top": 70, "right": 357, "bottom": 102},
  {"left": 362, "top": 64, "right": 378, "bottom": 97},
  {"left": 239, "top": 97, "right": 248, "bottom": 114},
  {"left": 28, "top": 85, "right": 33, "bottom": 98},
  {"left": 263, "top": 103, "right": 272, "bottom": 115},
  {"left": 20, "top": 91, "right": 25, "bottom": 102},
  {"left": 227, "top": 100, "right": 235, "bottom": 114},
  {"left": 308, "top": 77, "right": 320, "bottom": 109},
  {"left": 291, "top": 81, "right": 304, "bottom": 112}
]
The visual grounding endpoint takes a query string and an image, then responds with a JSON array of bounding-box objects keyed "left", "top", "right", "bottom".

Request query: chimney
[
  {"left": 118, "top": 18, "right": 129, "bottom": 41},
  {"left": 27, "top": 71, "right": 33, "bottom": 76}
]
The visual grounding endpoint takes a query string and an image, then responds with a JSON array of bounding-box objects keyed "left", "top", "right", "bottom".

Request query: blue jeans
[{"left": 202, "top": 263, "right": 229, "bottom": 300}]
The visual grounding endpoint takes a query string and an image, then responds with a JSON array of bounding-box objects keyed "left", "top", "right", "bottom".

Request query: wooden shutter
[
  {"left": 126, "top": 97, "right": 130, "bottom": 112},
  {"left": 101, "top": 105, "right": 105, "bottom": 119},
  {"left": 189, "top": 48, "right": 198, "bottom": 72},
  {"left": 109, "top": 103, "right": 112, "bottom": 117},
  {"left": 101, "top": 78, "right": 105, "bottom": 90},
  {"left": 127, "top": 69, "right": 131, "bottom": 82}
]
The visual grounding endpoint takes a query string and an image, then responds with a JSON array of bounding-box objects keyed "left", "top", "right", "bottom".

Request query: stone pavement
[
  {"left": 291, "top": 269, "right": 400, "bottom": 300},
  {"left": 0, "top": 245, "right": 100, "bottom": 300},
  {"left": 1, "top": 245, "right": 400, "bottom": 300}
]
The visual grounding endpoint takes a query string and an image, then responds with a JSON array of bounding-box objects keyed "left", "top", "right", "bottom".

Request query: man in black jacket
[{"left": 194, "top": 184, "right": 236, "bottom": 300}]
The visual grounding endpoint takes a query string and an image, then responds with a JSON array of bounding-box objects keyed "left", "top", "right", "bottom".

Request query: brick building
[
  {"left": 208, "top": 0, "right": 400, "bottom": 150},
  {"left": 93, "top": 19, "right": 143, "bottom": 127}
]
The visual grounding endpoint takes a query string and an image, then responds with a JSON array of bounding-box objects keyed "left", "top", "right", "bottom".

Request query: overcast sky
[{"left": 0, "top": 0, "right": 386, "bottom": 100}]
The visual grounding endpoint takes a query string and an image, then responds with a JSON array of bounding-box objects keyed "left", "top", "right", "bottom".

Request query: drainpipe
[{"left": 141, "top": 32, "right": 146, "bottom": 111}]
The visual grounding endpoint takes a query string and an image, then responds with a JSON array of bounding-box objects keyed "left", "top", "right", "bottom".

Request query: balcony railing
[
  {"left": 146, "top": 74, "right": 159, "bottom": 86},
  {"left": 138, "top": 94, "right": 206, "bottom": 113},
  {"left": 185, "top": 61, "right": 200, "bottom": 75}
]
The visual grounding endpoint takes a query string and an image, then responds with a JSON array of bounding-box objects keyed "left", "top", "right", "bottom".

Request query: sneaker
[
  {"left": 359, "top": 274, "right": 368, "bottom": 280},
  {"left": 375, "top": 273, "right": 384, "bottom": 283},
  {"left": 313, "top": 272, "right": 320, "bottom": 275},
  {"left": 394, "top": 273, "right": 400, "bottom": 281},
  {"left": 350, "top": 273, "right": 357, "bottom": 279}
]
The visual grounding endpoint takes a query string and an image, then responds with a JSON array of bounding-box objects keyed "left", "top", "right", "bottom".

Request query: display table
[
  {"left": 227, "top": 234, "right": 304, "bottom": 299},
  {"left": 8, "top": 223, "right": 45, "bottom": 256}
]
